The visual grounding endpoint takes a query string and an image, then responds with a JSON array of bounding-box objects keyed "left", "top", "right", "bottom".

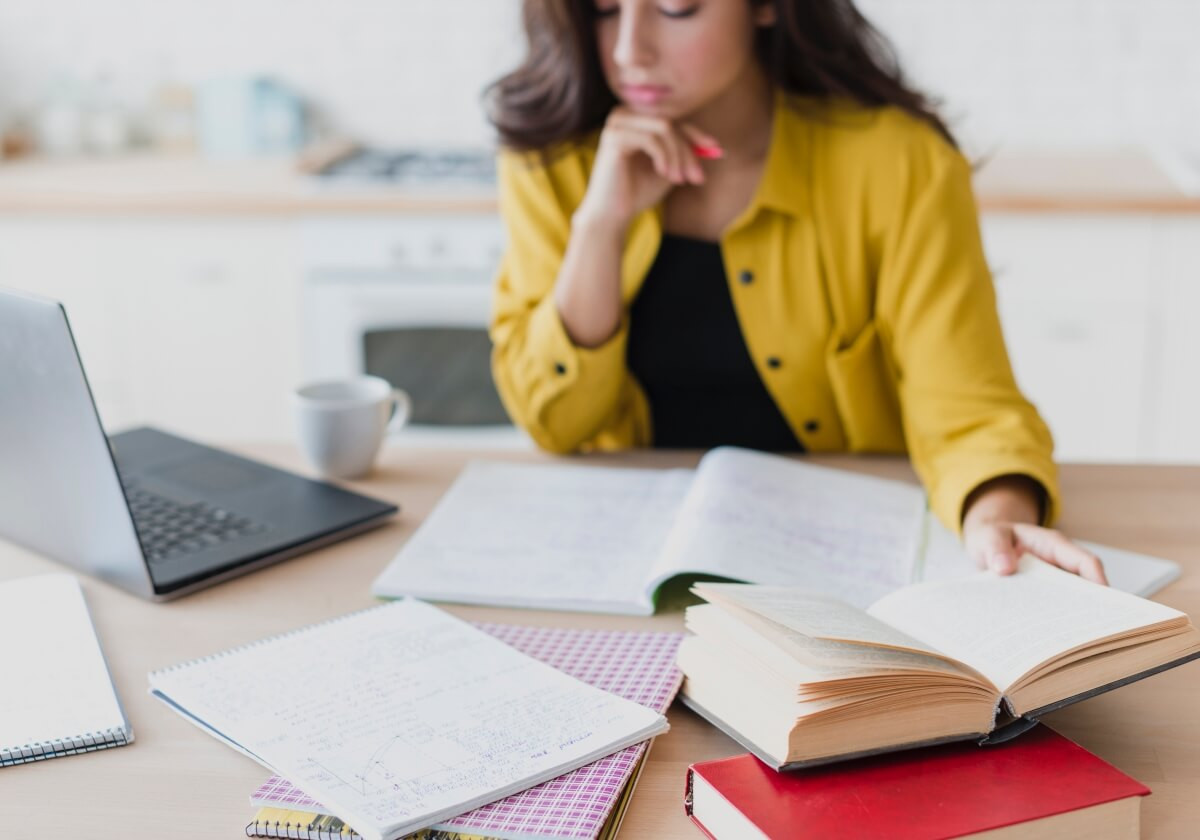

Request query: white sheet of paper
[
  {"left": 149, "top": 600, "right": 666, "bottom": 840},
  {"left": 918, "top": 515, "right": 1182, "bottom": 598}
]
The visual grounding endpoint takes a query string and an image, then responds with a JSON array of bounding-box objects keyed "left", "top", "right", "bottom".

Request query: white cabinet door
[
  {"left": 0, "top": 216, "right": 301, "bottom": 442},
  {"left": 0, "top": 217, "right": 143, "bottom": 429},
  {"left": 1154, "top": 218, "right": 1200, "bottom": 463},
  {"left": 980, "top": 215, "right": 1157, "bottom": 462},
  {"left": 119, "top": 218, "right": 301, "bottom": 442}
]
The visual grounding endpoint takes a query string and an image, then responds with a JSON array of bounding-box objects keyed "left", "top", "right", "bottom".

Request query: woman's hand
[
  {"left": 961, "top": 475, "right": 1108, "bottom": 585},
  {"left": 574, "top": 106, "right": 719, "bottom": 233}
]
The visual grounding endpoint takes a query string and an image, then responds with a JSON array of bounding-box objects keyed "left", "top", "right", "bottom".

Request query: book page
[
  {"left": 650, "top": 448, "right": 925, "bottom": 608},
  {"left": 867, "top": 555, "right": 1187, "bottom": 691},
  {"left": 149, "top": 600, "right": 666, "bottom": 840},
  {"left": 694, "top": 583, "right": 957, "bottom": 662},
  {"left": 372, "top": 461, "right": 694, "bottom": 614},
  {"left": 687, "top": 601, "right": 975, "bottom": 680}
]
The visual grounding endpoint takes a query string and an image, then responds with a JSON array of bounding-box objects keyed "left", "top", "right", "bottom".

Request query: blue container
[{"left": 196, "top": 76, "right": 307, "bottom": 160}]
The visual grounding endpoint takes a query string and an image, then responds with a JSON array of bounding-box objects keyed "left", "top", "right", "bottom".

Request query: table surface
[{"left": 1, "top": 445, "right": 1198, "bottom": 838}]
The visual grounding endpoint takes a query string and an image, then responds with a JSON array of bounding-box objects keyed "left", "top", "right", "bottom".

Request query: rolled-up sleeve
[
  {"left": 489, "top": 150, "right": 638, "bottom": 453},
  {"left": 876, "top": 148, "right": 1060, "bottom": 533}
]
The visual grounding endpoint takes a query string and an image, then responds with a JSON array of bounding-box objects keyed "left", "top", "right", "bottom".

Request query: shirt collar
[{"left": 748, "top": 89, "right": 812, "bottom": 220}]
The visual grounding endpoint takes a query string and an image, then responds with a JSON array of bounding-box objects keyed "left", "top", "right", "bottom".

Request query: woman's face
[{"left": 592, "top": 0, "right": 775, "bottom": 119}]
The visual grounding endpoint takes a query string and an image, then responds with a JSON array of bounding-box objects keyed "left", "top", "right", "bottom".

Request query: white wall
[
  {"left": 2, "top": 0, "right": 1198, "bottom": 152},
  {"left": 0, "top": 0, "right": 524, "bottom": 148},
  {"left": 857, "top": 0, "right": 1200, "bottom": 156}
]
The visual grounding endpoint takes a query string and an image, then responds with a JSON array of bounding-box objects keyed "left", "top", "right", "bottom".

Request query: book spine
[{"left": 0, "top": 726, "right": 131, "bottom": 767}]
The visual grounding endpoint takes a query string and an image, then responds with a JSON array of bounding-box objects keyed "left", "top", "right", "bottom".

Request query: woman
[{"left": 486, "top": 0, "right": 1107, "bottom": 583}]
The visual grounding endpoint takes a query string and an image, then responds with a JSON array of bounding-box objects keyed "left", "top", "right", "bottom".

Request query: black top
[{"left": 626, "top": 234, "right": 804, "bottom": 451}]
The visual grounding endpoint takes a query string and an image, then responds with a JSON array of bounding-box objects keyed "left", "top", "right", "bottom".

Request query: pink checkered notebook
[{"left": 249, "top": 624, "right": 683, "bottom": 840}]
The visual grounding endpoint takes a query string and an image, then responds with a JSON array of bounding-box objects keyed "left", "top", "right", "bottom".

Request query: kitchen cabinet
[
  {"left": 1154, "top": 218, "right": 1200, "bottom": 462},
  {"left": 980, "top": 215, "right": 1158, "bottom": 462},
  {"left": 0, "top": 216, "right": 300, "bottom": 441},
  {"left": 0, "top": 218, "right": 144, "bottom": 428},
  {"left": 117, "top": 219, "right": 301, "bottom": 442},
  {"left": 1, "top": 161, "right": 1197, "bottom": 461}
]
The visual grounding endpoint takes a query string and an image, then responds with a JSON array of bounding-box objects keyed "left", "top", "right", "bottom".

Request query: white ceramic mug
[{"left": 292, "top": 376, "right": 412, "bottom": 479}]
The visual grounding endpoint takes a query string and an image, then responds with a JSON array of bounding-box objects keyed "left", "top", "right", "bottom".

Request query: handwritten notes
[
  {"left": 654, "top": 448, "right": 925, "bottom": 607},
  {"left": 149, "top": 600, "right": 666, "bottom": 840},
  {"left": 374, "top": 450, "right": 930, "bottom": 615},
  {"left": 373, "top": 462, "right": 693, "bottom": 613}
]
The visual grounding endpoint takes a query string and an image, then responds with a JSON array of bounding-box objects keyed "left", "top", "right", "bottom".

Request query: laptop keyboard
[{"left": 124, "top": 485, "right": 266, "bottom": 564}]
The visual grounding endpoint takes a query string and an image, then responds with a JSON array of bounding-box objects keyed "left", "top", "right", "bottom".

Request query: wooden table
[{"left": 1, "top": 446, "right": 1198, "bottom": 838}]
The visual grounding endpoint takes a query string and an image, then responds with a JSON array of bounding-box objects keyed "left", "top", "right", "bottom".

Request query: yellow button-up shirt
[{"left": 490, "top": 94, "right": 1058, "bottom": 533}]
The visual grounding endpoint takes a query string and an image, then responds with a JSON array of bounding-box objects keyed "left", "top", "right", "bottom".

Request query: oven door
[{"left": 302, "top": 269, "right": 530, "bottom": 448}]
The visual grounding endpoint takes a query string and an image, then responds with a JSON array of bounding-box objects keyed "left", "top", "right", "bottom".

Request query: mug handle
[{"left": 387, "top": 389, "right": 412, "bottom": 434}]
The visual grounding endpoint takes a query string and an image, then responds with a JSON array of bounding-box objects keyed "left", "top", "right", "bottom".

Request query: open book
[
  {"left": 677, "top": 556, "right": 1200, "bottom": 770},
  {"left": 371, "top": 447, "right": 1180, "bottom": 614}
]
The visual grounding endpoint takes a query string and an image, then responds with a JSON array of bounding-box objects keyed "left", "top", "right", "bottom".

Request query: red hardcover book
[{"left": 685, "top": 726, "right": 1149, "bottom": 839}]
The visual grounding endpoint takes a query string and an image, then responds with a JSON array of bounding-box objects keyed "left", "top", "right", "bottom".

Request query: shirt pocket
[{"left": 825, "top": 322, "right": 906, "bottom": 453}]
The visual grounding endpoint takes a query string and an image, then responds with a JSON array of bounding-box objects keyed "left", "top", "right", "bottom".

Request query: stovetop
[{"left": 315, "top": 148, "right": 496, "bottom": 185}]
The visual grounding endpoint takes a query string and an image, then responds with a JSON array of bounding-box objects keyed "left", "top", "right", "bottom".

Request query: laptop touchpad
[{"left": 150, "top": 457, "right": 267, "bottom": 494}]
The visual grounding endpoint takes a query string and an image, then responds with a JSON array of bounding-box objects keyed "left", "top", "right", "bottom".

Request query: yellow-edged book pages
[{"left": 679, "top": 556, "right": 1200, "bottom": 769}]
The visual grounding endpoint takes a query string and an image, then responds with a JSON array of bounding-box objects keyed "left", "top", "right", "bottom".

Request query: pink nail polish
[{"left": 691, "top": 142, "right": 724, "bottom": 160}]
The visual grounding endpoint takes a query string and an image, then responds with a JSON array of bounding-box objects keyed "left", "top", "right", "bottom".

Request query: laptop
[{"left": 0, "top": 287, "right": 398, "bottom": 600}]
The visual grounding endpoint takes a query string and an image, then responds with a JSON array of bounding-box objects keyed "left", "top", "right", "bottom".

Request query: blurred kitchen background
[{"left": 1, "top": 0, "right": 1198, "bottom": 460}]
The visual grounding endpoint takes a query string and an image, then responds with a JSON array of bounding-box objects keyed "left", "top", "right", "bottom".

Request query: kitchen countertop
[
  {"left": 0, "top": 147, "right": 1197, "bottom": 215},
  {"left": 970, "top": 147, "right": 1200, "bottom": 213},
  {"left": 0, "top": 154, "right": 498, "bottom": 215}
]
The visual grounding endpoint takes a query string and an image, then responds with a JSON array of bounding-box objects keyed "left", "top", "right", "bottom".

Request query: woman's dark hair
[{"left": 486, "top": 0, "right": 955, "bottom": 151}]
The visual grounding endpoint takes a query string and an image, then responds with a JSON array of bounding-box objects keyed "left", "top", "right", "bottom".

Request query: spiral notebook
[
  {"left": 0, "top": 574, "right": 132, "bottom": 767},
  {"left": 149, "top": 600, "right": 669, "bottom": 840},
  {"left": 248, "top": 625, "right": 684, "bottom": 840},
  {"left": 247, "top": 749, "right": 647, "bottom": 840}
]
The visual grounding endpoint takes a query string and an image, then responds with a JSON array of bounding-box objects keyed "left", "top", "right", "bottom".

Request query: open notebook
[
  {"left": 148, "top": 600, "right": 667, "bottom": 840},
  {"left": 371, "top": 448, "right": 1181, "bottom": 614},
  {"left": 0, "top": 574, "right": 132, "bottom": 767}
]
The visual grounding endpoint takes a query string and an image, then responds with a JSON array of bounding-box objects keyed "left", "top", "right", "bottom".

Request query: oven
[{"left": 299, "top": 210, "right": 530, "bottom": 448}]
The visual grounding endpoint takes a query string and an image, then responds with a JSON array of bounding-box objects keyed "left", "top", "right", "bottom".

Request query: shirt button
[
  {"left": 766, "top": 357, "right": 782, "bottom": 369},
  {"left": 804, "top": 419, "right": 820, "bottom": 433},
  {"left": 554, "top": 362, "right": 567, "bottom": 375},
  {"left": 739, "top": 269, "right": 754, "bottom": 285}
]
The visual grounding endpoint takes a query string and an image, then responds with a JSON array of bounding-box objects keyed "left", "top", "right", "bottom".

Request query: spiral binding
[
  {"left": 244, "top": 812, "right": 360, "bottom": 839},
  {"left": 150, "top": 599, "right": 409, "bottom": 678},
  {"left": 243, "top": 814, "right": 468, "bottom": 840},
  {"left": 0, "top": 725, "right": 131, "bottom": 767}
]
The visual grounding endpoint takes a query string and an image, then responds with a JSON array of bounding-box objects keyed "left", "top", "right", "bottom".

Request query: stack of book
[
  {"left": 676, "top": 556, "right": 1200, "bottom": 838},
  {"left": 677, "top": 556, "right": 1200, "bottom": 769}
]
